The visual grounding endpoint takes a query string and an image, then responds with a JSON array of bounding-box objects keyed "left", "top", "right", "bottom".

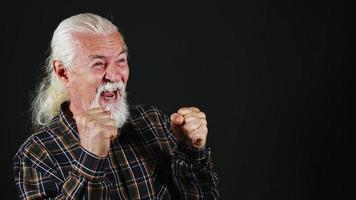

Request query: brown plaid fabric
[{"left": 14, "top": 102, "right": 219, "bottom": 199}]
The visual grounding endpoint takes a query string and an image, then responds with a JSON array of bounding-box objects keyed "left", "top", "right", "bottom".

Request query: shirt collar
[{"left": 58, "top": 101, "right": 80, "bottom": 141}]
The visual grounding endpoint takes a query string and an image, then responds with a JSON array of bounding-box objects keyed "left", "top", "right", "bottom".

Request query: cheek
[
  {"left": 122, "top": 66, "right": 129, "bottom": 83},
  {"left": 70, "top": 71, "right": 100, "bottom": 94}
]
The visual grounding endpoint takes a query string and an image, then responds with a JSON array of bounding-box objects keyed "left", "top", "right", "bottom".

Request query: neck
[{"left": 69, "top": 101, "right": 86, "bottom": 119}]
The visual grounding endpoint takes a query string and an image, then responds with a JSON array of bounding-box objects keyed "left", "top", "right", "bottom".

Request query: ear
[{"left": 53, "top": 61, "right": 70, "bottom": 87}]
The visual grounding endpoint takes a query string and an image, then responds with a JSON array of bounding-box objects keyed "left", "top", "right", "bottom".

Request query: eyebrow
[{"left": 88, "top": 48, "right": 128, "bottom": 60}]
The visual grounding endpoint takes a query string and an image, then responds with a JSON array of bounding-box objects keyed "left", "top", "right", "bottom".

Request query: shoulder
[
  {"left": 14, "top": 117, "right": 60, "bottom": 164},
  {"left": 13, "top": 133, "right": 48, "bottom": 168}
]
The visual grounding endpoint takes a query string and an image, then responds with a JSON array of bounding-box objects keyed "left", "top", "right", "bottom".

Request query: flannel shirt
[{"left": 14, "top": 102, "right": 219, "bottom": 199}]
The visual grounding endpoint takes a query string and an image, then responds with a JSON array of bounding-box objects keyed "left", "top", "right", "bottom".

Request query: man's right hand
[{"left": 74, "top": 107, "right": 118, "bottom": 157}]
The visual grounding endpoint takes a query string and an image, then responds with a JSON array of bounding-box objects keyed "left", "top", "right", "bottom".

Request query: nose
[{"left": 104, "top": 62, "right": 122, "bottom": 82}]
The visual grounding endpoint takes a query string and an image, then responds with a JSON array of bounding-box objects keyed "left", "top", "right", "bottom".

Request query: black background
[{"left": 1, "top": 0, "right": 355, "bottom": 199}]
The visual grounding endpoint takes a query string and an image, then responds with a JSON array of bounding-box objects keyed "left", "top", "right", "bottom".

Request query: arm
[
  {"left": 159, "top": 107, "right": 220, "bottom": 199},
  {"left": 170, "top": 144, "right": 220, "bottom": 199},
  {"left": 14, "top": 141, "right": 110, "bottom": 200}
]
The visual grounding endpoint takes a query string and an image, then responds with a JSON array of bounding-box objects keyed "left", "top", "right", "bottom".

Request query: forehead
[{"left": 73, "top": 32, "right": 126, "bottom": 56}]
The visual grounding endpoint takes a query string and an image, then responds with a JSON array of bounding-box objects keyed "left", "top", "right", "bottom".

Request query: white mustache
[
  {"left": 90, "top": 82, "right": 126, "bottom": 109},
  {"left": 97, "top": 82, "right": 125, "bottom": 94}
]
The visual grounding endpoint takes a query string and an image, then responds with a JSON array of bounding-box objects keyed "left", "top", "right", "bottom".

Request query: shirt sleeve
[
  {"left": 13, "top": 140, "right": 111, "bottom": 200},
  {"left": 157, "top": 108, "right": 220, "bottom": 199}
]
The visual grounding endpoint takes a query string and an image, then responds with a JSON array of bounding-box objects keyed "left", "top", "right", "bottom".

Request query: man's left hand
[{"left": 170, "top": 107, "right": 208, "bottom": 149}]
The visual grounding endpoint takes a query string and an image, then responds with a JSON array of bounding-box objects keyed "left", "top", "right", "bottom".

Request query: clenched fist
[
  {"left": 74, "top": 107, "right": 118, "bottom": 157},
  {"left": 170, "top": 107, "right": 208, "bottom": 149}
]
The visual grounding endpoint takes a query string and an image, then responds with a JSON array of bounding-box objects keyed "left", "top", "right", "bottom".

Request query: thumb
[
  {"left": 170, "top": 113, "right": 184, "bottom": 127},
  {"left": 170, "top": 113, "right": 187, "bottom": 144}
]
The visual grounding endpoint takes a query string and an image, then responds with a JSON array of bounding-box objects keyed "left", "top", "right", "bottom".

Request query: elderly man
[{"left": 14, "top": 13, "right": 219, "bottom": 199}]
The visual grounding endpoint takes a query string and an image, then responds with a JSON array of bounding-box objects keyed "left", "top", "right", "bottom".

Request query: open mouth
[
  {"left": 95, "top": 82, "right": 125, "bottom": 106},
  {"left": 100, "top": 89, "right": 119, "bottom": 100}
]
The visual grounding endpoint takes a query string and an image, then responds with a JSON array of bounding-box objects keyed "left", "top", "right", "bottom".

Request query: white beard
[{"left": 89, "top": 83, "right": 130, "bottom": 129}]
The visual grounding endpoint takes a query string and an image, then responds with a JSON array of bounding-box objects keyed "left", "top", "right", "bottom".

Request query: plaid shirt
[{"left": 14, "top": 102, "right": 219, "bottom": 199}]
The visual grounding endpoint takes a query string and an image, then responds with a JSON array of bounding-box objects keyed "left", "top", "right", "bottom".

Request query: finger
[
  {"left": 85, "top": 107, "right": 106, "bottom": 114},
  {"left": 182, "top": 118, "right": 203, "bottom": 133},
  {"left": 191, "top": 124, "right": 208, "bottom": 140},
  {"left": 177, "top": 107, "right": 200, "bottom": 115},
  {"left": 101, "top": 126, "right": 118, "bottom": 139},
  {"left": 184, "top": 116, "right": 207, "bottom": 127},
  {"left": 182, "top": 128, "right": 205, "bottom": 148},
  {"left": 190, "top": 133, "right": 205, "bottom": 148},
  {"left": 110, "top": 129, "right": 119, "bottom": 139},
  {"left": 95, "top": 118, "right": 116, "bottom": 127},
  {"left": 185, "top": 120, "right": 208, "bottom": 139},
  {"left": 89, "top": 111, "right": 112, "bottom": 119},
  {"left": 170, "top": 113, "right": 184, "bottom": 126},
  {"left": 110, "top": 132, "right": 120, "bottom": 141},
  {"left": 182, "top": 112, "right": 206, "bottom": 123},
  {"left": 77, "top": 111, "right": 111, "bottom": 126},
  {"left": 191, "top": 123, "right": 208, "bottom": 135}
]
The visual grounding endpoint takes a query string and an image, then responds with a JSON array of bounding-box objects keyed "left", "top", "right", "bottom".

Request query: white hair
[{"left": 32, "top": 13, "right": 120, "bottom": 127}]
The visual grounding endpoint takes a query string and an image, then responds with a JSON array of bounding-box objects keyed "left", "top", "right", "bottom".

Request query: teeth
[
  {"left": 103, "top": 95, "right": 115, "bottom": 100},
  {"left": 97, "top": 82, "right": 125, "bottom": 95},
  {"left": 103, "top": 89, "right": 117, "bottom": 92}
]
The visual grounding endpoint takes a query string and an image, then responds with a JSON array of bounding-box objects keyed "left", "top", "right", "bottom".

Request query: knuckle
[
  {"left": 202, "top": 126, "right": 208, "bottom": 133},
  {"left": 192, "top": 127, "right": 200, "bottom": 134},
  {"left": 105, "top": 111, "right": 112, "bottom": 117},
  {"left": 200, "top": 119, "right": 207, "bottom": 125},
  {"left": 178, "top": 107, "right": 190, "bottom": 114},
  {"left": 191, "top": 107, "right": 200, "bottom": 112},
  {"left": 200, "top": 112, "right": 206, "bottom": 118},
  {"left": 95, "top": 107, "right": 104, "bottom": 112},
  {"left": 113, "top": 131, "right": 118, "bottom": 137},
  {"left": 185, "top": 116, "right": 194, "bottom": 122},
  {"left": 109, "top": 118, "right": 116, "bottom": 124},
  {"left": 177, "top": 108, "right": 185, "bottom": 113}
]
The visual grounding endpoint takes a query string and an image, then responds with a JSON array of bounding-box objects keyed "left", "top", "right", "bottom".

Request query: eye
[
  {"left": 93, "top": 62, "right": 105, "bottom": 67},
  {"left": 118, "top": 58, "right": 127, "bottom": 64}
]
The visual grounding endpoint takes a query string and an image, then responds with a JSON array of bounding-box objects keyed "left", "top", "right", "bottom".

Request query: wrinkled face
[{"left": 66, "top": 31, "right": 129, "bottom": 115}]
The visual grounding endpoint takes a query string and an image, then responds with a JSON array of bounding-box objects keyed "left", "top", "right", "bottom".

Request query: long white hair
[{"left": 32, "top": 13, "right": 119, "bottom": 127}]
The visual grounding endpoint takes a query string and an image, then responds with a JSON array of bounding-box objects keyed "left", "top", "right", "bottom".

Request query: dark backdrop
[{"left": 1, "top": 0, "right": 354, "bottom": 199}]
